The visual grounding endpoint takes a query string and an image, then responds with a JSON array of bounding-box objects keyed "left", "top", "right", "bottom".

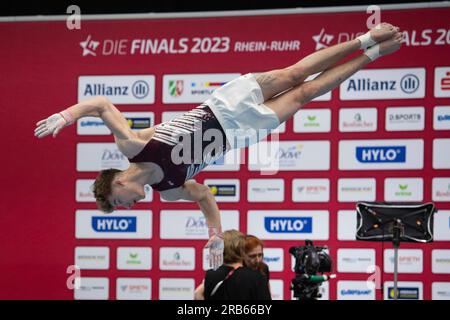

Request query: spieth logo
[
  {"left": 356, "top": 146, "right": 406, "bottom": 163},
  {"left": 264, "top": 217, "right": 312, "bottom": 233},
  {"left": 169, "top": 80, "right": 184, "bottom": 97},
  {"left": 80, "top": 35, "right": 99, "bottom": 56},
  {"left": 92, "top": 217, "right": 137, "bottom": 232}
]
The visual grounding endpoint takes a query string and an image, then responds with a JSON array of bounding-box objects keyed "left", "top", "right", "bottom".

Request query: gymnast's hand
[
  {"left": 205, "top": 232, "right": 224, "bottom": 270},
  {"left": 34, "top": 111, "right": 73, "bottom": 138}
]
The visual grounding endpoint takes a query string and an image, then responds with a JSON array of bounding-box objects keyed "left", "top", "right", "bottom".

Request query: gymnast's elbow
[{"left": 94, "top": 96, "right": 114, "bottom": 112}]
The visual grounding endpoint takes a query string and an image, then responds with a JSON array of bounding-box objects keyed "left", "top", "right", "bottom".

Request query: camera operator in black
[{"left": 195, "top": 230, "right": 271, "bottom": 300}]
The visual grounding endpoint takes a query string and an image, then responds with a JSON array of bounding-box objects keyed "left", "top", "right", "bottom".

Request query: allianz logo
[
  {"left": 345, "top": 74, "right": 419, "bottom": 94},
  {"left": 82, "top": 80, "right": 149, "bottom": 99}
]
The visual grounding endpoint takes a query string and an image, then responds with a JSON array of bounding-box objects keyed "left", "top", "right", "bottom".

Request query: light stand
[{"left": 355, "top": 202, "right": 435, "bottom": 300}]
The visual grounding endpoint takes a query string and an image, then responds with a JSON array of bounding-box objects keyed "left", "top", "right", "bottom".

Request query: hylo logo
[
  {"left": 92, "top": 217, "right": 137, "bottom": 232},
  {"left": 356, "top": 146, "right": 406, "bottom": 163},
  {"left": 264, "top": 217, "right": 312, "bottom": 233}
]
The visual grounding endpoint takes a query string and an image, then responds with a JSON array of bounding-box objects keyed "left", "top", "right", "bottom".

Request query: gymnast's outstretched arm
[
  {"left": 34, "top": 96, "right": 136, "bottom": 141},
  {"left": 161, "top": 180, "right": 224, "bottom": 269},
  {"left": 34, "top": 96, "right": 146, "bottom": 157}
]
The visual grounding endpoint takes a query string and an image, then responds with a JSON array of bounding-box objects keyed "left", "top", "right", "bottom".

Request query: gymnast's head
[{"left": 91, "top": 168, "right": 146, "bottom": 213}]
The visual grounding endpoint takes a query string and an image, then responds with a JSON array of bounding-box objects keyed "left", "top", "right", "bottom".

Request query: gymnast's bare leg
[{"left": 255, "top": 23, "right": 403, "bottom": 123}]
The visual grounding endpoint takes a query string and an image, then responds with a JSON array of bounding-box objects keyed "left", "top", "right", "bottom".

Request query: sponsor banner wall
[{"left": 1, "top": 5, "right": 449, "bottom": 300}]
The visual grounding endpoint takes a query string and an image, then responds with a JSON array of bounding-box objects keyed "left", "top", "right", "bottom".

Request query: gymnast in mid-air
[{"left": 35, "top": 23, "right": 403, "bottom": 269}]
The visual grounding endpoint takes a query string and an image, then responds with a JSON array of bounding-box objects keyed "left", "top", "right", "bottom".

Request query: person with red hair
[{"left": 244, "top": 235, "right": 270, "bottom": 283}]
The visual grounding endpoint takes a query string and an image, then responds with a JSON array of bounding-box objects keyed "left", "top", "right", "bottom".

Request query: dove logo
[
  {"left": 356, "top": 146, "right": 406, "bottom": 163},
  {"left": 264, "top": 217, "right": 312, "bottom": 233},
  {"left": 92, "top": 217, "right": 137, "bottom": 232}
]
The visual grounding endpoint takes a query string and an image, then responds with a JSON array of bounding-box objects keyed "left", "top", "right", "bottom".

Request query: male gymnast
[{"left": 35, "top": 23, "right": 403, "bottom": 268}]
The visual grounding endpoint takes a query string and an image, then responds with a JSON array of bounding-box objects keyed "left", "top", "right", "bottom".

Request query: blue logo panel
[
  {"left": 92, "top": 217, "right": 137, "bottom": 232},
  {"left": 356, "top": 146, "right": 406, "bottom": 163},
  {"left": 264, "top": 217, "right": 312, "bottom": 233}
]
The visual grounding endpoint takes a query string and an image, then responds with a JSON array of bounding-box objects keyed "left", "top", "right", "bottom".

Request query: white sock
[
  {"left": 364, "top": 44, "right": 381, "bottom": 61},
  {"left": 357, "top": 31, "right": 376, "bottom": 50}
]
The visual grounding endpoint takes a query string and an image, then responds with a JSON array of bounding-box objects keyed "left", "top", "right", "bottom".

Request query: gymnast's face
[
  {"left": 108, "top": 180, "right": 145, "bottom": 210},
  {"left": 245, "top": 245, "right": 264, "bottom": 269}
]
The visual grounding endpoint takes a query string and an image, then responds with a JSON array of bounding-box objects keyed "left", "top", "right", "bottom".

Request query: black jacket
[{"left": 204, "top": 265, "right": 272, "bottom": 300}]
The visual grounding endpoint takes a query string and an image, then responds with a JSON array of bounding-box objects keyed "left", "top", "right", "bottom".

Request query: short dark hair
[{"left": 91, "top": 168, "right": 122, "bottom": 213}]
